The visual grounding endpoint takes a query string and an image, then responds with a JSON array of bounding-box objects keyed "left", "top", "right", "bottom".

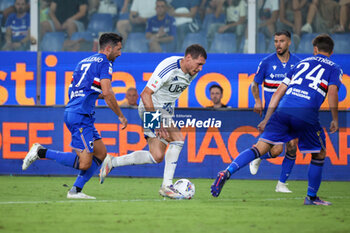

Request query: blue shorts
[
  {"left": 64, "top": 111, "right": 102, "bottom": 153},
  {"left": 259, "top": 111, "right": 326, "bottom": 153}
]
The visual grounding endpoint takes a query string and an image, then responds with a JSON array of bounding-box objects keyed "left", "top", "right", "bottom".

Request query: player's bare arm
[
  {"left": 140, "top": 87, "right": 169, "bottom": 139},
  {"left": 258, "top": 83, "right": 288, "bottom": 133},
  {"left": 251, "top": 81, "right": 263, "bottom": 116},
  {"left": 328, "top": 84, "right": 339, "bottom": 133},
  {"left": 100, "top": 79, "right": 127, "bottom": 129}
]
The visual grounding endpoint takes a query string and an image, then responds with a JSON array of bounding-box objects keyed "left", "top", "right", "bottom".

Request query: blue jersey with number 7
[
  {"left": 66, "top": 53, "right": 113, "bottom": 115},
  {"left": 278, "top": 54, "right": 343, "bottom": 124}
]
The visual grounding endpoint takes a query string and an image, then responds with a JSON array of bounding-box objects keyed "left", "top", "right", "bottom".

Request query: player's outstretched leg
[
  {"left": 303, "top": 157, "right": 331, "bottom": 206},
  {"left": 211, "top": 146, "right": 261, "bottom": 197},
  {"left": 99, "top": 154, "right": 113, "bottom": 184},
  {"left": 249, "top": 158, "right": 262, "bottom": 175},
  {"left": 22, "top": 143, "right": 45, "bottom": 170},
  {"left": 159, "top": 185, "right": 185, "bottom": 199},
  {"left": 99, "top": 151, "right": 156, "bottom": 184},
  {"left": 211, "top": 170, "right": 231, "bottom": 197},
  {"left": 249, "top": 151, "right": 272, "bottom": 175},
  {"left": 67, "top": 186, "right": 96, "bottom": 199}
]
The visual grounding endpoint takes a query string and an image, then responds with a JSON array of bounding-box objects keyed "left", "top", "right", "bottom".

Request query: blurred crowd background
[{"left": 0, "top": 0, "right": 349, "bottom": 53}]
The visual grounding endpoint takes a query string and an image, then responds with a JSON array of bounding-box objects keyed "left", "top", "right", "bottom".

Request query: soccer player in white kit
[{"left": 99, "top": 44, "right": 207, "bottom": 199}]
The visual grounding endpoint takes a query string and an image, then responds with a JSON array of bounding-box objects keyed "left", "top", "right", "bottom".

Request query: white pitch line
[{"left": 0, "top": 196, "right": 349, "bottom": 205}]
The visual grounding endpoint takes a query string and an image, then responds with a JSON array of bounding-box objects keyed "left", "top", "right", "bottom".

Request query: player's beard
[{"left": 277, "top": 47, "right": 287, "bottom": 56}]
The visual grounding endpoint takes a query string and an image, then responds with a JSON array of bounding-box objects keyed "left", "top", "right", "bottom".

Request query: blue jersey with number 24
[{"left": 278, "top": 54, "right": 343, "bottom": 124}]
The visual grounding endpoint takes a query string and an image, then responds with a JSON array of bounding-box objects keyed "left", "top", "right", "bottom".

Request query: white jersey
[{"left": 139, "top": 56, "right": 197, "bottom": 116}]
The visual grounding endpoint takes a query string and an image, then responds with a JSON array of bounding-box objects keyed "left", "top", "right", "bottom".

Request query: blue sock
[
  {"left": 307, "top": 158, "right": 325, "bottom": 197},
  {"left": 226, "top": 147, "right": 260, "bottom": 175},
  {"left": 259, "top": 151, "right": 272, "bottom": 160},
  {"left": 279, "top": 153, "right": 296, "bottom": 183},
  {"left": 46, "top": 149, "right": 79, "bottom": 169},
  {"left": 73, "top": 156, "right": 102, "bottom": 190}
]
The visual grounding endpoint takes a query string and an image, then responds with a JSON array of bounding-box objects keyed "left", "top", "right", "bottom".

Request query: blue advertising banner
[
  {"left": 0, "top": 52, "right": 37, "bottom": 105},
  {"left": 0, "top": 106, "right": 349, "bottom": 181},
  {"left": 1, "top": 51, "right": 349, "bottom": 109},
  {"left": 39, "top": 52, "right": 350, "bottom": 109}
]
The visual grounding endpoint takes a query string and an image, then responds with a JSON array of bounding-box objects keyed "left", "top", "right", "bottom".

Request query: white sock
[
  {"left": 111, "top": 150, "right": 156, "bottom": 167},
  {"left": 162, "top": 141, "right": 184, "bottom": 187}
]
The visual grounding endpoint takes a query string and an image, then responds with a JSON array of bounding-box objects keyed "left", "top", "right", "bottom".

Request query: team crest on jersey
[{"left": 273, "top": 65, "right": 277, "bottom": 70}]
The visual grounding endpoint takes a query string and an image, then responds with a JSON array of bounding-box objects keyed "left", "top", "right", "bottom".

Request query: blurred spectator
[
  {"left": 199, "top": 0, "right": 225, "bottom": 20},
  {"left": 168, "top": 0, "right": 201, "bottom": 51},
  {"left": 116, "top": 0, "right": 156, "bottom": 41},
  {"left": 207, "top": 84, "right": 229, "bottom": 108},
  {"left": 277, "top": 0, "right": 309, "bottom": 49},
  {"left": 2, "top": 0, "right": 30, "bottom": 51},
  {"left": 120, "top": 87, "right": 139, "bottom": 108},
  {"left": 301, "top": 0, "right": 339, "bottom": 34},
  {"left": 146, "top": 0, "right": 176, "bottom": 52},
  {"left": 258, "top": 0, "right": 279, "bottom": 46},
  {"left": 207, "top": 0, "right": 247, "bottom": 50},
  {"left": 333, "top": 0, "right": 350, "bottom": 33},
  {"left": 40, "top": 0, "right": 52, "bottom": 23},
  {"left": 40, "top": 0, "right": 88, "bottom": 38},
  {"left": 0, "top": 0, "right": 29, "bottom": 27}
]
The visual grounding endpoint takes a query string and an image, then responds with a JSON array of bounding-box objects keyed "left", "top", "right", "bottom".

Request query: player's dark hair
[
  {"left": 185, "top": 44, "right": 207, "bottom": 60},
  {"left": 312, "top": 34, "right": 334, "bottom": 54},
  {"left": 274, "top": 30, "right": 291, "bottom": 38},
  {"left": 156, "top": 0, "right": 167, "bottom": 4},
  {"left": 99, "top": 33, "right": 123, "bottom": 50},
  {"left": 209, "top": 84, "right": 223, "bottom": 94}
]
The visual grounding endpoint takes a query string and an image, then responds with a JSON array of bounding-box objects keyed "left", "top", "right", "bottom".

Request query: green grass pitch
[{"left": 0, "top": 176, "right": 349, "bottom": 233}]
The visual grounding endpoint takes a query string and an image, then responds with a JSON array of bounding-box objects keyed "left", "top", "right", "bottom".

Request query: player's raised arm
[
  {"left": 328, "top": 84, "right": 339, "bottom": 133},
  {"left": 101, "top": 79, "right": 127, "bottom": 129}
]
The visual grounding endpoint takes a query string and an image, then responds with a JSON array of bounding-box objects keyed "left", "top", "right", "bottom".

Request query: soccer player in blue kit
[
  {"left": 250, "top": 30, "right": 301, "bottom": 193},
  {"left": 22, "top": 33, "right": 128, "bottom": 199},
  {"left": 211, "top": 34, "right": 343, "bottom": 205}
]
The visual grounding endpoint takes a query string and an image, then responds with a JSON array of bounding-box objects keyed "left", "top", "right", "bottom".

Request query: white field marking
[{"left": 0, "top": 196, "right": 349, "bottom": 205}]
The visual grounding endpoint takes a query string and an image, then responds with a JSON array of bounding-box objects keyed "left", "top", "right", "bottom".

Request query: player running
[
  {"left": 99, "top": 44, "right": 207, "bottom": 199},
  {"left": 250, "top": 30, "right": 300, "bottom": 193},
  {"left": 211, "top": 34, "right": 342, "bottom": 205},
  {"left": 22, "top": 33, "right": 127, "bottom": 199}
]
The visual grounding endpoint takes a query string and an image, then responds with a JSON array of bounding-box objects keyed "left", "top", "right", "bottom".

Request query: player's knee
[
  {"left": 312, "top": 150, "right": 326, "bottom": 160},
  {"left": 286, "top": 146, "right": 297, "bottom": 157},
  {"left": 270, "top": 146, "right": 283, "bottom": 158},
  {"left": 150, "top": 151, "right": 164, "bottom": 163},
  {"left": 79, "top": 162, "right": 91, "bottom": 171}
]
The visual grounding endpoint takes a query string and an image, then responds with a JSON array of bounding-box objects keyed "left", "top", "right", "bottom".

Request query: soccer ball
[{"left": 173, "top": 179, "right": 195, "bottom": 199}]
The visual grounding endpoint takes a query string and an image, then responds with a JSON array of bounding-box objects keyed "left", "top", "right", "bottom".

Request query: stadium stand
[
  {"left": 180, "top": 32, "right": 208, "bottom": 52},
  {"left": 87, "top": 13, "right": 115, "bottom": 37},
  {"left": 209, "top": 33, "right": 237, "bottom": 53},
  {"left": 296, "top": 33, "right": 318, "bottom": 54},
  {"left": 71, "top": 31, "right": 94, "bottom": 42},
  {"left": 41, "top": 32, "right": 65, "bottom": 51},
  {"left": 332, "top": 33, "right": 350, "bottom": 54},
  {"left": 123, "top": 32, "right": 148, "bottom": 53}
]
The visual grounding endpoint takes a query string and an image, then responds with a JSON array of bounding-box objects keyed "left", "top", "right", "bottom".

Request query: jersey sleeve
[
  {"left": 282, "top": 66, "right": 296, "bottom": 86},
  {"left": 328, "top": 66, "right": 343, "bottom": 89},
  {"left": 146, "top": 59, "right": 174, "bottom": 92},
  {"left": 100, "top": 61, "right": 112, "bottom": 80},
  {"left": 254, "top": 60, "right": 266, "bottom": 84}
]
